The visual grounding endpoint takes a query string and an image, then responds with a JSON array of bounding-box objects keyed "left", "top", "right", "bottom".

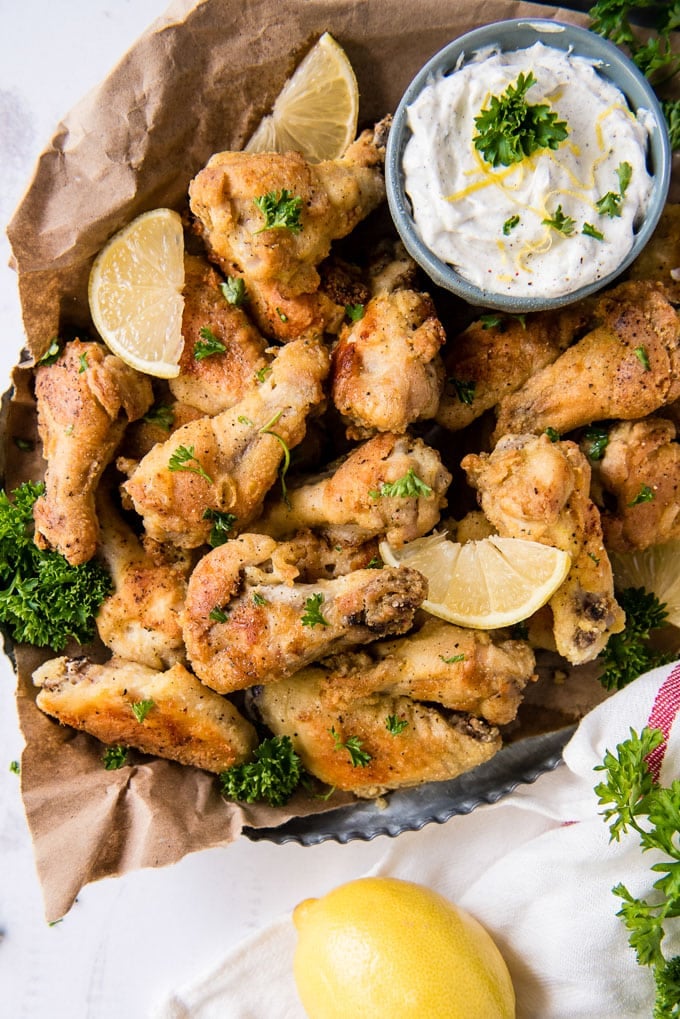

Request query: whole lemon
[{"left": 292, "top": 876, "right": 515, "bottom": 1018}]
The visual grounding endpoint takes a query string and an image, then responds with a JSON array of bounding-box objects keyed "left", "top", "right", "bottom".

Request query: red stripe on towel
[{"left": 645, "top": 662, "right": 680, "bottom": 781}]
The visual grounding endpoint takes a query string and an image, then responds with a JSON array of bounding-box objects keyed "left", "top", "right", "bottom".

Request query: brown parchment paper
[{"left": 5, "top": 0, "right": 594, "bottom": 922}]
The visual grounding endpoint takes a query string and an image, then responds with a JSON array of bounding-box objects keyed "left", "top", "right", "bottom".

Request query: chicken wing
[
  {"left": 168, "top": 254, "right": 270, "bottom": 415},
  {"left": 121, "top": 337, "right": 329, "bottom": 547},
  {"left": 462, "top": 433, "right": 624, "bottom": 665},
  {"left": 436, "top": 302, "right": 592, "bottom": 433},
  {"left": 95, "top": 487, "right": 192, "bottom": 669},
  {"left": 331, "top": 288, "right": 446, "bottom": 438},
  {"left": 181, "top": 532, "right": 427, "bottom": 693},
  {"left": 250, "top": 665, "right": 500, "bottom": 797},
  {"left": 33, "top": 339, "right": 153, "bottom": 565},
  {"left": 492, "top": 281, "right": 680, "bottom": 442},
  {"left": 33, "top": 655, "right": 258, "bottom": 773},
  {"left": 584, "top": 417, "right": 680, "bottom": 553},
  {"left": 254, "top": 431, "right": 451, "bottom": 547}
]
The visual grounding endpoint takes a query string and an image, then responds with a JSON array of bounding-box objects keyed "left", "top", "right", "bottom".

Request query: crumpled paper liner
[{"left": 4, "top": 0, "right": 598, "bottom": 923}]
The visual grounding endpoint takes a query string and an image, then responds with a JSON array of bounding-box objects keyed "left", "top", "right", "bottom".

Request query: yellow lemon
[
  {"left": 88, "top": 207, "right": 185, "bottom": 378},
  {"left": 292, "top": 876, "right": 515, "bottom": 1018},
  {"left": 609, "top": 540, "right": 680, "bottom": 628},
  {"left": 379, "top": 531, "right": 571, "bottom": 629},
  {"left": 245, "top": 32, "right": 359, "bottom": 161}
]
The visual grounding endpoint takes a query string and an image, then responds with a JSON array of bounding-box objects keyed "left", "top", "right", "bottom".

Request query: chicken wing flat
[
  {"left": 188, "top": 125, "right": 387, "bottom": 299},
  {"left": 492, "top": 281, "right": 680, "bottom": 442},
  {"left": 168, "top": 254, "right": 270, "bottom": 415},
  {"left": 121, "top": 337, "right": 329, "bottom": 547},
  {"left": 331, "top": 289, "right": 446, "bottom": 438},
  {"left": 585, "top": 417, "right": 680, "bottom": 553},
  {"left": 462, "top": 433, "right": 624, "bottom": 665},
  {"left": 33, "top": 656, "right": 258, "bottom": 773},
  {"left": 255, "top": 431, "right": 451, "bottom": 547},
  {"left": 95, "top": 487, "right": 192, "bottom": 669},
  {"left": 250, "top": 665, "right": 500, "bottom": 797},
  {"left": 436, "top": 302, "right": 592, "bottom": 432},
  {"left": 181, "top": 532, "right": 427, "bottom": 693},
  {"left": 33, "top": 339, "right": 153, "bottom": 565}
]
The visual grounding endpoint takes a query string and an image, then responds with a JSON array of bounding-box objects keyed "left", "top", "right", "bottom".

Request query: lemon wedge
[
  {"left": 245, "top": 32, "right": 359, "bottom": 162},
  {"left": 379, "top": 532, "right": 571, "bottom": 629},
  {"left": 609, "top": 541, "right": 680, "bottom": 628},
  {"left": 88, "top": 208, "right": 185, "bottom": 378}
]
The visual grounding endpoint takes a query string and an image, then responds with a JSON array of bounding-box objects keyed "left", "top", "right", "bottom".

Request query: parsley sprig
[
  {"left": 219, "top": 735, "right": 302, "bottom": 807},
  {"left": 168, "top": 445, "right": 213, "bottom": 484},
  {"left": 253, "top": 189, "right": 303, "bottom": 234},
  {"left": 598, "top": 587, "right": 672, "bottom": 691},
  {"left": 370, "top": 469, "right": 433, "bottom": 500},
  {"left": 473, "top": 71, "right": 569, "bottom": 167},
  {"left": 595, "top": 726, "right": 680, "bottom": 1015},
  {"left": 194, "top": 326, "right": 227, "bottom": 361},
  {"left": 330, "top": 727, "right": 372, "bottom": 767},
  {"left": 301, "top": 592, "right": 329, "bottom": 628}
]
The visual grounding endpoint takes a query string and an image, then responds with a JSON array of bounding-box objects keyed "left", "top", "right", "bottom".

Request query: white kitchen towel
[{"left": 153, "top": 661, "right": 680, "bottom": 1019}]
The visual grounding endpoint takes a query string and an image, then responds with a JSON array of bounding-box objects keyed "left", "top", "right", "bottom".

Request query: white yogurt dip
[{"left": 402, "top": 41, "right": 654, "bottom": 298}]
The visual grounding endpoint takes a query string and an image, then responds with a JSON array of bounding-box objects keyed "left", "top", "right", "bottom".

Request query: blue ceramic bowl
[{"left": 386, "top": 18, "right": 671, "bottom": 312}]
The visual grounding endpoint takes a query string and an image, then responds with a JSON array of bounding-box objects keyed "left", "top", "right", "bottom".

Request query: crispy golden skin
[
  {"left": 251, "top": 665, "right": 500, "bottom": 797},
  {"left": 121, "top": 337, "right": 329, "bottom": 547},
  {"left": 33, "top": 339, "right": 153, "bottom": 565},
  {"left": 33, "top": 656, "right": 258, "bottom": 773},
  {"left": 169, "top": 254, "right": 270, "bottom": 415},
  {"left": 436, "top": 302, "right": 592, "bottom": 432},
  {"left": 95, "top": 488, "right": 192, "bottom": 670},
  {"left": 586, "top": 417, "right": 680, "bottom": 553},
  {"left": 182, "top": 533, "right": 427, "bottom": 694},
  {"left": 254, "top": 431, "right": 451, "bottom": 548},
  {"left": 331, "top": 289, "right": 446, "bottom": 438},
  {"left": 462, "top": 433, "right": 624, "bottom": 665},
  {"left": 492, "top": 281, "right": 680, "bottom": 442},
  {"left": 239, "top": 277, "right": 345, "bottom": 343}
]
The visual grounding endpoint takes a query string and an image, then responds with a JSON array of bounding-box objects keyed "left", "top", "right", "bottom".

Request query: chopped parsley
[
  {"left": 473, "top": 70, "right": 569, "bottom": 167},
  {"left": 13, "top": 437, "right": 34, "bottom": 452},
  {"left": 143, "top": 403, "right": 175, "bottom": 431},
  {"left": 194, "top": 326, "right": 227, "bottom": 361},
  {"left": 635, "top": 346, "right": 651, "bottom": 371},
  {"left": 102, "top": 745, "right": 128, "bottom": 770},
  {"left": 252, "top": 592, "right": 267, "bottom": 606},
  {"left": 255, "top": 364, "right": 272, "bottom": 384},
  {"left": 37, "top": 338, "right": 61, "bottom": 366},
  {"left": 301, "top": 592, "right": 329, "bottom": 628},
  {"left": 78, "top": 353, "right": 89, "bottom": 373},
  {"left": 370, "top": 468, "right": 433, "bottom": 500},
  {"left": 330, "top": 727, "right": 372, "bottom": 767},
  {"left": 542, "top": 204, "right": 576, "bottom": 235},
  {"left": 582, "top": 222, "right": 604, "bottom": 240},
  {"left": 628, "top": 485, "right": 655, "bottom": 506},
  {"left": 448, "top": 377, "right": 477, "bottom": 405},
  {"left": 220, "top": 276, "right": 247, "bottom": 306},
  {"left": 275, "top": 307, "right": 288, "bottom": 322},
  {"left": 503, "top": 214, "right": 520, "bottom": 235},
  {"left": 209, "top": 606, "right": 228, "bottom": 623},
  {"left": 479, "top": 314, "right": 504, "bottom": 329},
  {"left": 253, "top": 189, "right": 303, "bottom": 234},
  {"left": 168, "top": 445, "right": 213, "bottom": 484},
  {"left": 219, "top": 735, "right": 303, "bottom": 807},
  {"left": 440, "top": 653, "right": 466, "bottom": 664},
  {"left": 131, "top": 699, "right": 154, "bottom": 723},
  {"left": 598, "top": 587, "right": 671, "bottom": 691},
  {"left": 385, "top": 715, "right": 409, "bottom": 735},
  {"left": 582, "top": 425, "right": 610, "bottom": 461},
  {"left": 202, "top": 508, "right": 237, "bottom": 547},
  {"left": 9, "top": 760, "right": 20, "bottom": 775},
  {"left": 544, "top": 426, "right": 560, "bottom": 442},
  {"left": 259, "top": 411, "right": 291, "bottom": 506},
  {"left": 345, "top": 303, "right": 365, "bottom": 322},
  {"left": 366, "top": 555, "right": 383, "bottom": 569}
]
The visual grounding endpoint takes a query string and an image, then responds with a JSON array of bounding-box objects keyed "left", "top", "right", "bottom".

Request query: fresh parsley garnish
[
  {"left": 473, "top": 70, "right": 569, "bottom": 167},
  {"left": 275, "top": 307, "right": 288, "bottom": 322},
  {"left": 0, "top": 482, "right": 112, "bottom": 650},
  {"left": 440, "top": 653, "right": 466, "bottom": 664},
  {"left": 345, "top": 303, "right": 365, "bottom": 322},
  {"left": 582, "top": 425, "right": 610, "bottom": 461},
  {"left": 168, "top": 445, "right": 213, "bottom": 484},
  {"left": 254, "top": 364, "right": 272, "bottom": 384},
  {"left": 330, "top": 727, "right": 372, "bottom": 767},
  {"left": 131, "top": 699, "right": 154, "bottom": 723},
  {"left": 220, "top": 276, "right": 247, "bottom": 306},
  {"left": 259, "top": 411, "right": 291, "bottom": 507},
  {"left": 544, "top": 426, "right": 560, "bottom": 442},
  {"left": 252, "top": 592, "right": 267, "bottom": 606},
  {"left": 542, "top": 204, "right": 576, "bottom": 235},
  {"left": 9, "top": 760, "right": 20, "bottom": 775},
  {"left": 448, "top": 377, "right": 477, "bottom": 405},
  {"left": 37, "top": 338, "right": 61, "bottom": 366},
  {"left": 143, "top": 403, "right": 175, "bottom": 431},
  {"left": 202, "top": 508, "right": 237, "bottom": 547},
  {"left": 102, "top": 745, "right": 128, "bottom": 770},
  {"left": 13, "top": 437, "right": 34, "bottom": 452},
  {"left": 479, "top": 314, "right": 504, "bottom": 329},
  {"left": 503, "top": 214, "right": 520, "bottom": 235},
  {"left": 629, "top": 485, "right": 655, "bottom": 506},
  {"left": 598, "top": 587, "right": 671, "bottom": 691},
  {"left": 253, "top": 189, "right": 303, "bottom": 234},
  {"left": 370, "top": 469, "right": 433, "bottom": 500},
  {"left": 209, "top": 606, "right": 228, "bottom": 623},
  {"left": 78, "top": 353, "right": 89, "bottom": 373},
  {"left": 366, "top": 555, "right": 383, "bottom": 569},
  {"left": 301, "top": 593, "right": 329, "bottom": 628},
  {"left": 582, "top": 222, "right": 604, "bottom": 240},
  {"left": 635, "top": 346, "right": 651, "bottom": 371},
  {"left": 219, "top": 735, "right": 303, "bottom": 807},
  {"left": 194, "top": 326, "right": 227, "bottom": 361},
  {"left": 616, "top": 161, "right": 633, "bottom": 195},
  {"left": 386, "top": 715, "right": 409, "bottom": 735},
  {"left": 596, "top": 190, "right": 623, "bottom": 218},
  {"left": 594, "top": 726, "right": 680, "bottom": 1015}
]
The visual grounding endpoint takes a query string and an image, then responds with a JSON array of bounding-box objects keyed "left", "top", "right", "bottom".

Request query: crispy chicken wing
[
  {"left": 182, "top": 532, "right": 427, "bottom": 693},
  {"left": 169, "top": 254, "right": 270, "bottom": 415},
  {"left": 462, "top": 433, "right": 624, "bottom": 664},
  {"left": 585, "top": 417, "right": 680, "bottom": 552},
  {"left": 33, "top": 655, "right": 258, "bottom": 773},
  {"left": 492, "top": 281, "right": 680, "bottom": 442},
  {"left": 331, "top": 289, "right": 446, "bottom": 438},
  {"left": 95, "top": 487, "right": 192, "bottom": 669},
  {"left": 436, "top": 303, "right": 592, "bottom": 432},
  {"left": 254, "top": 431, "right": 451, "bottom": 547},
  {"left": 33, "top": 339, "right": 153, "bottom": 565},
  {"left": 121, "top": 337, "right": 329, "bottom": 547},
  {"left": 250, "top": 664, "right": 501, "bottom": 797}
]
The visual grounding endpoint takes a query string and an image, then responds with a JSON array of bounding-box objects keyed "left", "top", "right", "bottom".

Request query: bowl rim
[{"left": 385, "top": 17, "right": 672, "bottom": 312}]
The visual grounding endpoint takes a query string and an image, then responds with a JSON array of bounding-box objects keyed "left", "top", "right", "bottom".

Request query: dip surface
[{"left": 403, "top": 41, "right": 654, "bottom": 298}]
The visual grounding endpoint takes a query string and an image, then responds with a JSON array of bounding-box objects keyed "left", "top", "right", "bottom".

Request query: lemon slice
[
  {"left": 245, "top": 32, "right": 359, "bottom": 162},
  {"left": 88, "top": 208, "right": 185, "bottom": 378},
  {"left": 609, "top": 541, "right": 680, "bottom": 628},
  {"left": 379, "top": 532, "right": 571, "bottom": 629}
]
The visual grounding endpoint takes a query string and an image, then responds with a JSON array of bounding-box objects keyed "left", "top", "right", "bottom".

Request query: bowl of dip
[{"left": 386, "top": 18, "right": 671, "bottom": 312}]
